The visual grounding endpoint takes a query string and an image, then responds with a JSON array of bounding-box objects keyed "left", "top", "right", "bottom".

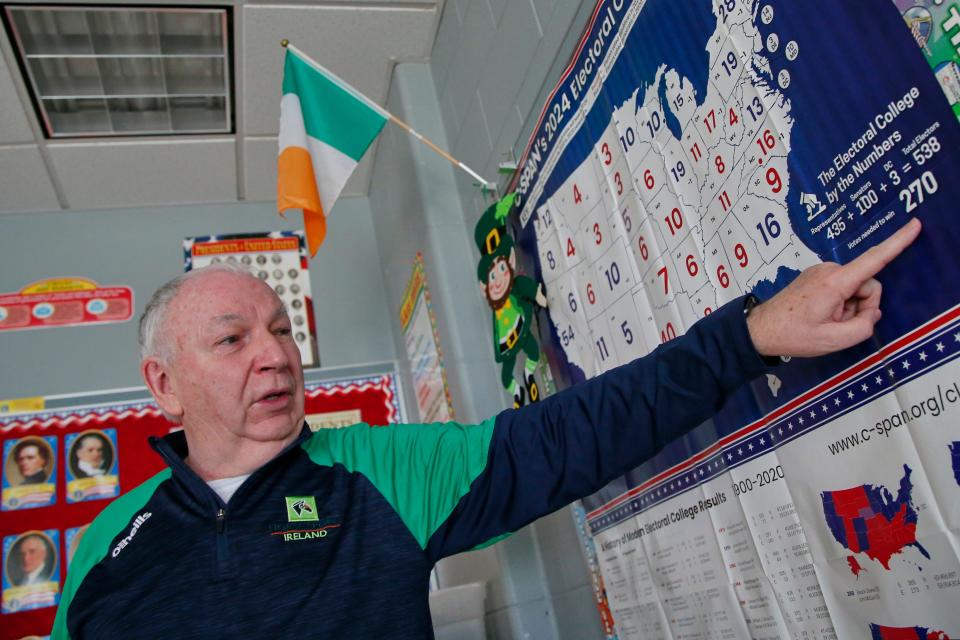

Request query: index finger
[{"left": 835, "top": 218, "right": 921, "bottom": 293}]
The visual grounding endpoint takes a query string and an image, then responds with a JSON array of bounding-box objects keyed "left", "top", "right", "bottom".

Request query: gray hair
[{"left": 138, "top": 261, "right": 261, "bottom": 362}]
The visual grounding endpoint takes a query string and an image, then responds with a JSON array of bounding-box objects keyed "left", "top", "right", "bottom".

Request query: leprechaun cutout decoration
[{"left": 475, "top": 193, "right": 547, "bottom": 408}]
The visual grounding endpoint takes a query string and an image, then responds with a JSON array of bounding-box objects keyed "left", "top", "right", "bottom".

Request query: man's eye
[
  {"left": 217, "top": 335, "right": 239, "bottom": 345},
  {"left": 275, "top": 326, "right": 292, "bottom": 336}
]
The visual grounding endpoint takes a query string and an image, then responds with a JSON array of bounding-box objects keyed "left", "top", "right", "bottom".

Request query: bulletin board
[{"left": 0, "top": 372, "right": 402, "bottom": 640}]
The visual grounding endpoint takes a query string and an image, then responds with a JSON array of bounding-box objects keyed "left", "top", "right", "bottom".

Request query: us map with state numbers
[{"left": 508, "top": 0, "right": 960, "bottom": 637}]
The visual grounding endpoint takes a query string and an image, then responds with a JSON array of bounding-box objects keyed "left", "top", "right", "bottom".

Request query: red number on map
[
  {"left": 766, "top": 167, "right": 782, "bottom": 193},
  {"left": 716, "top": 264, "right": 730, "bottom": 288},
  {"left": 734, "top": 243, "right": 749, "bottom": 268},
  {"left": 643, "top": 169, "right": 655, "bottom": 190}
]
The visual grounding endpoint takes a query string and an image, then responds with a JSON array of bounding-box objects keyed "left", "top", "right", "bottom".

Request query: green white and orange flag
[{"left": 278, "top": 46, "right": 388, "bottom": 256}]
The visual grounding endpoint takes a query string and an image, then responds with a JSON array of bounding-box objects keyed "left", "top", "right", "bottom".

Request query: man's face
[
  {"left": 20, "top": 537, "right": 46, "bottom": 574},
  {"left": 487, "top": 257, "right": 512, "bottom": 302},
  {"left": 77, "top": 437, "right": 104, "bottom": 467},
  {"left": 162, "top": 271, "right": 305, "bottom": 445},
  {"left": 15, "top": 445, "right": 44, "bottom": 478}
]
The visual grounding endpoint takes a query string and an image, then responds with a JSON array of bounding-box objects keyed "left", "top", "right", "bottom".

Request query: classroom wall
[
  {"left": 0, "top": 0, "right": 606, "bottom": 636},
  {"left": 0, "top": 198, "right": 396, "bottom": 399},
  {"left": 363, "top": 0, "right": 605, "bottom": 637}
]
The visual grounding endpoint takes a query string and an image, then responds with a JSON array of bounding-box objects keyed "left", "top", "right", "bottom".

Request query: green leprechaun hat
[{"left": 475, "top": 193, "right": 516, "bottom": 282}]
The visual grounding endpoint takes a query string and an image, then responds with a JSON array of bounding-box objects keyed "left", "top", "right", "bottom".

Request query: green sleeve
[
  {"left": 51, "top": 470, "right": 171, "bottom": 639},
  {"left": 301, "top": 421, "right": 496, "bottom": 549}
]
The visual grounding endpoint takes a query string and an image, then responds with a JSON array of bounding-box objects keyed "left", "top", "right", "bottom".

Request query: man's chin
[{"left": 244, "top": 414, "right": 304, "bottom": 443}]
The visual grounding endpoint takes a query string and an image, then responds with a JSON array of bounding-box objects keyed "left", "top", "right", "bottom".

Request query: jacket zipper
[{"left": 215, "top": 507, "right": 235, "bottom": 579}]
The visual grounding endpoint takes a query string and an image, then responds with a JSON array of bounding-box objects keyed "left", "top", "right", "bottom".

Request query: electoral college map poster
[{"left": 507, "top": 0, "right": 960, "bottom": 637}]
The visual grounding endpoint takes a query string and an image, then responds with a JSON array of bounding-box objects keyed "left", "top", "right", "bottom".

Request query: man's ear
[
  {"left": 479, "top": 282, "right": 488, "bottom": 299},
  {"left": 509, "top": 248, "right": 517, "bottom": 272},
  {"left": 142, "top": 357, "right": 184, "bottom": 421}
]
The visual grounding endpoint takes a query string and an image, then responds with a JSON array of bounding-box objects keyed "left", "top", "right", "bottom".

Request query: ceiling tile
[
  {"left": 48, "top": 138, "right": 237, "bottom": 209},
  {"left": 242, "top": 3, "right": 438, "bottom": 136},
  {"left": 0, "top": 145, "right": 59, "bottom": 212},
  {"left": 0, "top": 32, "right": 36, "bottom": 143}
]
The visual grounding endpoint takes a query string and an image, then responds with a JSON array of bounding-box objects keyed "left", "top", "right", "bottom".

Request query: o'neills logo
[{"left": 112, "top": 512, "right": 152, "bottom": 557}]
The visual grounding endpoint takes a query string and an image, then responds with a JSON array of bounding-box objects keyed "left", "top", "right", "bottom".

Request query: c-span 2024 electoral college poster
[{"left": 508, "top": 0, "right": 960, "bottom": 637}]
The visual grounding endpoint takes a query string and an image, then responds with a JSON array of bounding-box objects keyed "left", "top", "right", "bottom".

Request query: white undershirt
[{"left": 206, "top": 474, "right": 251, "bottom": 504}]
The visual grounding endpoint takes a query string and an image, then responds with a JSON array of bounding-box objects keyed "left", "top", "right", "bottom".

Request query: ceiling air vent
[{"left": 3, "top": 5, "right": 231, "bottom": 137}]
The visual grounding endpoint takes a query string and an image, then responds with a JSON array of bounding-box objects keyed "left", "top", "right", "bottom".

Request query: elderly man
[
  {"left": 73, "top": 434, "right": 107, "bottom": 478},
  {"left": 53, "top": 220, "right": 920, "bottom": 638},
  {"left": 12, "top": 440, "right": 50, "bottom": 485},
  {"left": 14, "top": 534, "right": 52, "bottom": 586}
]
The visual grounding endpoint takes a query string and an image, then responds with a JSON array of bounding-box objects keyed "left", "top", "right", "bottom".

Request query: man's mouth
[{"left": 256, "top": 388, "right": 293, "bottom": 407}]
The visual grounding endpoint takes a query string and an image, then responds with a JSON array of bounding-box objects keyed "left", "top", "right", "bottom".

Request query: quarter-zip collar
[{"left": 148, "top": 423, "right": 313, "bottom": 507}]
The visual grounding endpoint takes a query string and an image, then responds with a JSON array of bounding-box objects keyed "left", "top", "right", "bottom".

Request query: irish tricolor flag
[{"left": 278, "top": 46, "right": 388, "bottom": 256}]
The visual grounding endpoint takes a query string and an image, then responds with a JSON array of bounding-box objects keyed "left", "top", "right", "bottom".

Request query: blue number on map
[
  {"left": 721, "top": 51, "right": 738, "bottom": 76},
  {"left": 596, "top": 336, "right": 610, "bottom": 361},
  {"left": 619, "top": 127, "right": 636, "bottom": 153},
  {"left": 717, "top": 0, "right": 736, "bottom": 23},
  {"left": 670, "top": 161, "right": 686, "bottom": 182},
  {"left": 604, "top": 262, "right": 621, "bottom": 290},
  {"left": 755, "top": 212, "right": 782, "bottom": 246},
  {"left": 568, "top": 292, "right": 578, "bottom": 313},
  {"left": 645, "top": 111, "right": 661, "bottom": 138},
  {"left": 621, "top": 206, "right": 633, "bottom": 233},
  {"left": 620, "top": 320, "right": 634, "bottom": 345},
  {"left": 745, "top": 96, "right": 763, "bottom": 122}
]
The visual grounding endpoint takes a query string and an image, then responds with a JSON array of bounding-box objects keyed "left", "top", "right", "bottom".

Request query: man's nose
[{"left": 254, "top": 330, "right": 290, "bottom": 371}]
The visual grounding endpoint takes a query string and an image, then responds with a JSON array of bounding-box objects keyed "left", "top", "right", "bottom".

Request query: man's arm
[
  {"left": 425, "top": 295, "right": 767, "bottom": 559},
  {"left": 424, "top": 218, "right": 922, "bottom": 559}
]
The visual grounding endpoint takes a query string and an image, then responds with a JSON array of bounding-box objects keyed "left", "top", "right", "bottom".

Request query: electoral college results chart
[{"left": 508, "top": 0, "right": 960, "bottom": 637}]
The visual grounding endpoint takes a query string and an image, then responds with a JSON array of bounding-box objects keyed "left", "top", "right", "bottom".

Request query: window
[{"left": 3, "top": 5, "right": 232, "bottom": 137}]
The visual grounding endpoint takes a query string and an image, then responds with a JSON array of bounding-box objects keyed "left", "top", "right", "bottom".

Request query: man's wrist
[{"left": 744, "top": 295, "right": 780, "bottom": 365}]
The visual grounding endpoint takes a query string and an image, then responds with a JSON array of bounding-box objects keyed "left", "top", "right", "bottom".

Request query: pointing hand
[{"left": 746, "top": 218, "right": 921, "bottom": 358}]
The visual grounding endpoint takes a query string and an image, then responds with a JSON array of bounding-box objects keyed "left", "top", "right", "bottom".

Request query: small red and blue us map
[
  {"left": 821, "top": 464, "right": 930, "bottom": 576},
  {"left": 870, "top": 622, "right": 951, "bottom": 639}
]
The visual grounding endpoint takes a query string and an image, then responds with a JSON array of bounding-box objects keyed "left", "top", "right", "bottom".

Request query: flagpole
[{"left": 281, "top": 40, "right": 496, "bottom": 192}]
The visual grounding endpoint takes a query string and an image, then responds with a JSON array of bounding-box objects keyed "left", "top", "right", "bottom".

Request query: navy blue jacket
[{"left": 52, "top": 296, "right": 770, "bottom": 638}]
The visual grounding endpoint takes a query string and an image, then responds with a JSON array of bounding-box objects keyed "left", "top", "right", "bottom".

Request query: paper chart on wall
[{"left": 509, "top": 0, "right": 960, "bottom": 636}]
